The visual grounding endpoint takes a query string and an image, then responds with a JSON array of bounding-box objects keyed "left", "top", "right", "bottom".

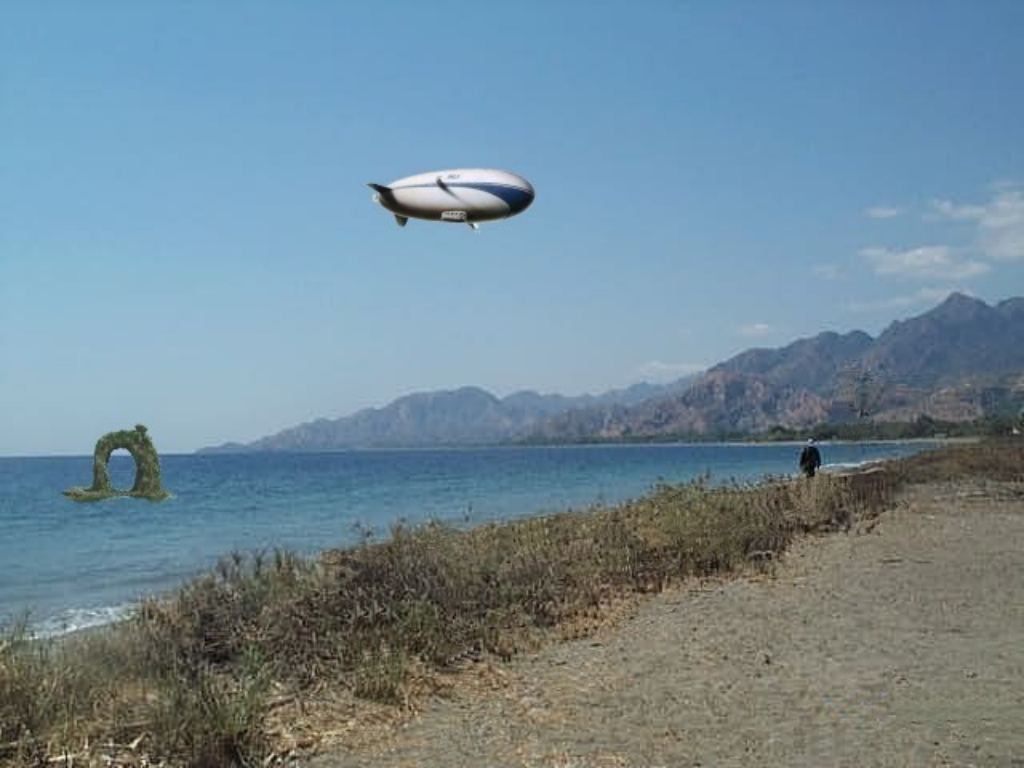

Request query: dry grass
[
  {"left": 8, "top": 440, "right": 1012, "bottom": 767},
  {"left": 893, "top": 437, "right": 1024, "bottom": 484}
]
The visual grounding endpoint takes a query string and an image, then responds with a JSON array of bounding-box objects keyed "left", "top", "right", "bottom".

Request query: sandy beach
[{"left": 309, "top": 479, "right": 1024, "bottom": 768}]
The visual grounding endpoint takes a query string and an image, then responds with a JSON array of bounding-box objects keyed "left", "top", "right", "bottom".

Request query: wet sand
[{"left": 309, "top": 480, "right": 1024, "bottom": 767}]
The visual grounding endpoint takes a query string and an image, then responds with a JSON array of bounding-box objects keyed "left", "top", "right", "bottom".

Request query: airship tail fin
[
  {"left": 367, "top": 183, "right": 392, "bottom": 195},
  {"left": 394, "top": 214, "right": 408, "bottom": 227}
]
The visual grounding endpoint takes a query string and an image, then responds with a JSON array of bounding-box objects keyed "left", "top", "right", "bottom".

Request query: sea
[{"left": 0, "top": 442, "right": 935, "bottom": 637}]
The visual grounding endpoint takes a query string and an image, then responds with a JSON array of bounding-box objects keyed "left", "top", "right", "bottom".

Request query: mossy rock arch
[{"left": 64, "top": 424, "right": 170, "bottom": 502}]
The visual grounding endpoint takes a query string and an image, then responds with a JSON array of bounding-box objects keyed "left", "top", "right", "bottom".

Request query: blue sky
[{"left": 2, "top": 1, "right": 1023, "bottom": 455}]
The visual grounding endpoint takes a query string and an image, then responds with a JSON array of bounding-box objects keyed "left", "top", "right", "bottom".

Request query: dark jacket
[{"left": 799, "top": 444, "right": 822, "bottom": 477}]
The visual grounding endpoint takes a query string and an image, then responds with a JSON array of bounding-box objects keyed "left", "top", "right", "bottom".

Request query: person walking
[{"left": 799, "top": 438, "right": 822, "bottom": 478}]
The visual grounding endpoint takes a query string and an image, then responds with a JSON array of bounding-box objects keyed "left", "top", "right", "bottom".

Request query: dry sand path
[{"left": 311, "top": 482, "right": 1024, "bottom": 767}]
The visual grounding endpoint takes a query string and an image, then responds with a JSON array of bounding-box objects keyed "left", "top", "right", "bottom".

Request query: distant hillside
[
  {"left": 711, "top": 330, "right": 873, "bottom": 395},
  {"left": 198, "top": 378, "right": 697, "bottom": 453},
  {"left": 529, "top": 293, "right": 1024, "bottom": 441},
  {"left": 201, "top": 293, "right": 1024, "bottom": 452},
  {"left": 860, "top": 294, "right": 1024, "bottom": 388},
  {"left": 529, "top": 371, "right": 830, "bottom": 441}
]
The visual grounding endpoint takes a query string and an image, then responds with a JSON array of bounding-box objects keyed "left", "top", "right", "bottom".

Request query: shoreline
[
  {"left": 0, "top": 435, "right": 973, "bottom": 461},
  {"left": 6, "top": 442, "right": 928, "bottom": 641},
  {"left": 4, "top": 440, "right": 1021, "bottom": 765},
  {"left": 311, "top": 475, "right": 1024, "bottom": 766}
]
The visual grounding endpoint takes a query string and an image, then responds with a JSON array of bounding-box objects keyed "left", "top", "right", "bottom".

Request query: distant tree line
[
  {"left": 519, "top": 413, "right": 1024, "bottom": 446},
  {"left": 759, "top": 415, "right": 1018, "bottom": 442}
]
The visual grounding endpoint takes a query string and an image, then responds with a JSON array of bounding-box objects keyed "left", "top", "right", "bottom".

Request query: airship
[{"left": 368, "top": 168, "right": 534, "bottom": 229}]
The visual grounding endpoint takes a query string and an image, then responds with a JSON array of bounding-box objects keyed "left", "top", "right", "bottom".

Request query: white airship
[{"left": 369, "top": 168, "right": 534, "bottom": 229}]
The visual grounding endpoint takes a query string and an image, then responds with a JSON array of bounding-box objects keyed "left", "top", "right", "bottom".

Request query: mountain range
[
  {"left": 200, "top": 293, "right": 1024, "bottom": 452},
  {"left": 199, "top": 379, "right": 696, "bottom": 453}
]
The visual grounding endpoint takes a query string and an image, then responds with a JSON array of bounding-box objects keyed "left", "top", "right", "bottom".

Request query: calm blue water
[{"left": 0, "top": 442, "right": 933, "bottom": 636}]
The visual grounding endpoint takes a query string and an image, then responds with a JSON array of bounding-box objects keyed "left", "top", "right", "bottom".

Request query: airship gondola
[{"left": 369, "top": 168, "right": 534, "bottom": 229}]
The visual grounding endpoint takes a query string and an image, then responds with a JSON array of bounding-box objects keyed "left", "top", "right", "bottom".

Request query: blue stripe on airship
[
  {"left": 392, "top": 182, "right": 534, "bottom": 214},
  {"left": 457, "top": 183, "right": 534, "bottom": 213}
]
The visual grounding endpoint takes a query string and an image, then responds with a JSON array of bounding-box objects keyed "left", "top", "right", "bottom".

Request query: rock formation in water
[{"left": 64, "top": 424, "right": 169, "bottom": 502}]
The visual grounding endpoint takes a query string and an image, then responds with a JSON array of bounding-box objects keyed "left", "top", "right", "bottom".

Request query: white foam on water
[
  {"left": 822, "top": 459, "right": 884, "bottom": 472},
  {"left": 34, "top": 603, "right": 138, "bottom": 639}
]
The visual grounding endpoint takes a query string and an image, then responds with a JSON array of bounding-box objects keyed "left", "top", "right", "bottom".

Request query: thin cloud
[
  {"left": 932, "top": 187, "right": 1024, "bottom": 262},
  {"left": 859, "top": 245, "right": 990, "bottom": 281},
  {"left": 988, "top": 179, "right": 1020, "bottom": 192},
  {"left": 635, "top": 360, "right": 706, "bottom": 381},
  {"left": 865, "top": 206, "right": 903, "bottom": 219},
  {"left": 738, "top": 323, "right": 772, "bottom": 338},
  {"left": 931, "top": 200, "right": 987, "bottom": 221},
  {"left": 846, "top": 287, "right": 967, "bottom": 313}
]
